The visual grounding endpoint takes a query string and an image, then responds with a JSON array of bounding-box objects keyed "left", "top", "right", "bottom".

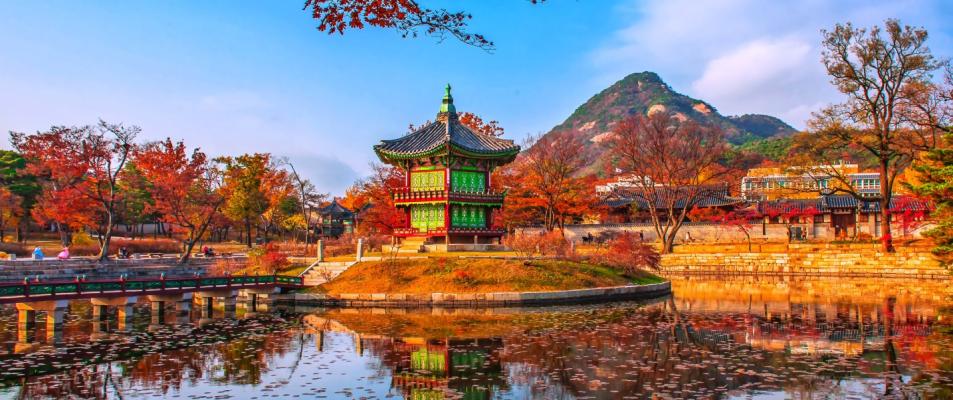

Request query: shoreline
[{"left": 279, "top": 281, "right": 672, "bottom": 308}]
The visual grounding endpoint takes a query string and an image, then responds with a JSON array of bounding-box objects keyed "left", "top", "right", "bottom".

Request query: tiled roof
[
  {"left": 318, "top": 200, "right": 353, "bottom": 218},
  {"left": 823, "top": 195, "right": 857, "bottom": 209},
  {"left": 605, "top": 185, "right": 743, "bottom": 210},
  {"left": 374, "top": 115, "right": 519, "bottom": 161},
  {"left": 758, "top": 195, "right": 932, "bottom": 214},
  {"left": 758, "top": 198, "right": 824, "bottom": 214}
]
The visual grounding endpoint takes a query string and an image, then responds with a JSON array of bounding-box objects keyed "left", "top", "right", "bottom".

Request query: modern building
[
  {"left": 741, "top": 163, "right": 882, "bottom": 201},
  {"left": 373, "top": 85, "right": 519, "bottom": 247}
]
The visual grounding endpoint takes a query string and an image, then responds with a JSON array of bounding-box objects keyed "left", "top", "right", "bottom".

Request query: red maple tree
[
  {"left": 134, "top": 139, "right": 224, "bottom": 263},
  {"left": 505, "top": 132, "right": 595, "bottom": 232},
  {"left": 341, "top": 163, "right": 405, "bottom": 235},
  {"left": 11, "top": 121, "right": 138, "bottom": 258},
  {"left": 688, "top": 206, "right": 759, "bottom": 251}
]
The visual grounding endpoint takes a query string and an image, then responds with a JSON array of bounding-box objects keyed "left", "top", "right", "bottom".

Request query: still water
[{"left": 0, "top": 276, "right": 952, "bottom": 399}]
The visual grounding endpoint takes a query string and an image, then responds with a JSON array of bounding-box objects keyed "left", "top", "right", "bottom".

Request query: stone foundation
[
  {"left": 660, "top": 249, "right": 946, "bottom": 279},
  {"left": 280, "top": 281, "right": 671, "bottom": 307}
]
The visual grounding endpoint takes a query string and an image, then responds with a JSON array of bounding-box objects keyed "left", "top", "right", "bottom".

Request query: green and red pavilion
[{"left": 374, "top": 85, "right": 519, "bottom": 246}]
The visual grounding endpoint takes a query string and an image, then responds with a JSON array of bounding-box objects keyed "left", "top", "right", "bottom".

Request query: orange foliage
[
  {"left": 503, "top": 132, "right": 596, "bottom": 231},
  {"left": 341, "top": 164, "right": 405, "bottom": 235},
  {"left": 135, "top": 139, "right": 224, "bottom": 261}
]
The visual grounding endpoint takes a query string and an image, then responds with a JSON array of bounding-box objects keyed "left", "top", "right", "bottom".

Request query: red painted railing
[
  {"left": 393, "top": 227, "right": 506, "bottom": 237},
  {"left": 391, "top": 188, "right": 504, "bottom": 204}
]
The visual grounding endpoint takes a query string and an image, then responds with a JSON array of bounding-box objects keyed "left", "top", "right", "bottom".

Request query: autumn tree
[
  {"left": 798, "top": 19, "right": 944, "bottom": 252},
  {"left": 218, "top": 154, "right": 272, "bottom": 248},
  {"left": 0, "top": 188, "right": 23, "bottom": 242},
  {"left": 761, "top": 203, "right": 822, "bottom": 242},
  {"left": 608, "top": 112, "right": 729, "bottom": 253},
  {"left": 303, "top": 0, "right": 530, "bottom": 51},
  {"left": 11, "top": 121, "right": 138, "bottom": 259},
  {"left": 459, "top": 112, "right": 505, "bottom": 137},
  {"left": 0, "top": 150, "right": 40, "bottom": 241},
  {"left": 511, "top": 132, "right": 593, "bottom": 232},
  {"left": 284, "top": 161, "right": 327, "bottom": 250},
  {"left": 341, "top": 163, "right": 405, "bottom": 235},
  {"left": 135, "top": 139, "right": 225, "bottom": 262},
  {"left": 259, "top": 165, "right": 297, "bottom": 241},
  {"left": 115, "top": 162, "right": 155, "bottom": 238},
  {"left": 688, "top": 206, "right": 759, "bottom": 251}
]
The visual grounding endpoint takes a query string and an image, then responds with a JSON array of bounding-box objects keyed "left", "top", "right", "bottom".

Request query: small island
[{"left": 318, "top": 257, "right": 666, "bottom": 296}]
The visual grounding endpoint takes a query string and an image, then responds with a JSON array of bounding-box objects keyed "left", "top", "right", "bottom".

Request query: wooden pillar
[{"left": 151, "top": 301, "right": 165, "bottom": 325}]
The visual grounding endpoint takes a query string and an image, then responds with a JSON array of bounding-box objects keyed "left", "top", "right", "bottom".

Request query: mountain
[
  {"left": 727, "top": 114, "right": 797, "bottom": 141},
  {"left": 542, "top": 71, "right": 798, "bottom": 173}
]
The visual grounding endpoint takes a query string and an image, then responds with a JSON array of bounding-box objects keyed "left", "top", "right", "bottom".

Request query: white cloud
[
  {"left": 691, "top": 36, "right": 829, "bottom": 123},
  {"left": 591, "top": 0, "right": 952, "bottom": 129}
]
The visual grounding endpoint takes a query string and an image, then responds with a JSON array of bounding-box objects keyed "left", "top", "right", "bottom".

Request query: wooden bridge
[
  {"left": 0, "top": 274, "right": 302, "bottom": 304},
  {"left": 6, "top": 274, "right": 303, "bottom": 345}
]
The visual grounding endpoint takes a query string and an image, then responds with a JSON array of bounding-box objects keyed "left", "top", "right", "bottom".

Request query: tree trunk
[
  {"left": 97, "top": 212, "right": 115, "bottom": 261},
  {"left": 245, "top": 217, "right": 252, "bottom": 247},
  {"left": 662, "top": 230, "right": 676, "bottom": 254},
  {"left": 879, "top": 161, "right": 895, "bottom": 252}
]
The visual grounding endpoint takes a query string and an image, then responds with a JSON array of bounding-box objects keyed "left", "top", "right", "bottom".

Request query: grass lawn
[{"left": 317, "top": 257, "right": 665, "bottom": 295}]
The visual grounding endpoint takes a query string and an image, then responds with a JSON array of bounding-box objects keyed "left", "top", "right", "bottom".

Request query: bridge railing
[{"left": 0, "top": 274, "right": 303, "bottom": 302}]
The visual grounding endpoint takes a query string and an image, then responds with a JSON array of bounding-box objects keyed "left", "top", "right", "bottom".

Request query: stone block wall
[
  {"left": 660, "top": 249, "right": 945, "bottom": 278},
  {"left": 0, "top": 258, "right": 226, "bottom": 282},
  {"left": 520, "top": 221, "right": 933, "bottom": 244}
]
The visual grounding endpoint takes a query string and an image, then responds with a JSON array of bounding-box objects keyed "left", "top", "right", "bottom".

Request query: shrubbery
[
  {"left": 589, "top": 232, "right": 661, "bottom": 274},
  {"left": 247, "top": 243, "right": 289, "bottom": 274},
  {"left": 504, "top": 231, "right": 570, "bottom": 257},
  {"left": 505, "top": 230, "right": 660, "bottom": 275}
]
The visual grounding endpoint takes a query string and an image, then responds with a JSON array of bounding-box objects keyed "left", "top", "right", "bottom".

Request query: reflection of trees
[{"left": 6, "top": 316, "right": 304, "bottom": 399}]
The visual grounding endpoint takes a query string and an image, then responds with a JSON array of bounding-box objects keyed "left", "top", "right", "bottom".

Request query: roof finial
[{"left": 439, "top": 83, "right": 456, "bottom": 115}]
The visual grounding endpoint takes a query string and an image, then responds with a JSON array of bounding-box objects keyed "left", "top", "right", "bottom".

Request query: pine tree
[{"left": 910, "top": 133, "right": 953, "bottom": 266}]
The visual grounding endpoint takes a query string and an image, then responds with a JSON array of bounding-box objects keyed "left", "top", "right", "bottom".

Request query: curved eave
[
  {"left": 375, "top": 143, "right": 520, "bottom": 165},
  {"left": 374, "top": 143, "right": 449, "bottom": 164}
]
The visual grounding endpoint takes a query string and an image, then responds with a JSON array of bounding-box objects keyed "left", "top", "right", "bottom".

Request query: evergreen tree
[{"left": 910, "top": 133, "right": 953, "bottom": 266}]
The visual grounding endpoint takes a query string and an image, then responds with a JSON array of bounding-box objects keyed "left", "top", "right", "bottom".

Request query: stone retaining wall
[
  {"left": 521, "top": 221, "right": 933, "bottom": 243},
  {"left": 660, "top": 251, "right": 947, "bottom": 279},
  {"left": 282, "top": 281, "right": 671, "bottom": 307},
  {"left": 0, "top": 258, "right": 234, "bottom": 281}
]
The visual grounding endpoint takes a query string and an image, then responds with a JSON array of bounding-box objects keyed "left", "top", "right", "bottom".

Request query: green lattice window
[
  {"left": 451, "top": 205, "right": 486, "bottom": 228},
  {"left": 411, "top": 348, "right": 446, "bottom": 374},
  {"left": 410, "top": 171, "right": 444, "bottom": 192},
  {"left": 451, "top": 170, "right": 485, "bottom": 192},
  {"left": 410, "top": 204, "right": 445, "bottom": 231}
]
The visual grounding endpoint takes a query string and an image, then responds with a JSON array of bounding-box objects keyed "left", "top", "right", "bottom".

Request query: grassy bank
[{"left": 317, "top": 257, "right": 664, "bottom": 295}]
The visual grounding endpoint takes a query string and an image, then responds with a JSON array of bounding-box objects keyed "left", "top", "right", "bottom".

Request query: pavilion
[{"left": 373, "top": 85, "right": 519, "bottom": 249}]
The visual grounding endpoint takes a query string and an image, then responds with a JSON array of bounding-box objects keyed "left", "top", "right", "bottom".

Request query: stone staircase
[{"left": 300, "top": 262, "right": 355, "bottom": 286}]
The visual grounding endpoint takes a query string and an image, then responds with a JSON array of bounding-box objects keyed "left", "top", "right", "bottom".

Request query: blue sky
[{"left": 2, "top": 1, "right": 951, "bottom": 195}]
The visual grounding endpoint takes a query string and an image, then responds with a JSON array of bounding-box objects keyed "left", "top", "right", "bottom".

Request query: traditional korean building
[
  {"left": 316, "top": 199, "right": 354, "bottom": 238},
  {"left": 373, "top": 85, "right": 519, "bottom": 247}
]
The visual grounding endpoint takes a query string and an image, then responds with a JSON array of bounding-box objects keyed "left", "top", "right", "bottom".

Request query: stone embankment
[
  {"left": 660, "top": 246, "right": 946, "bottom": 279},
  {"left": 281, "top": 281, "right": 671, "bottom": 307},
  {"left": 0, "top": 257, "right": 234, "bottom": 282}
]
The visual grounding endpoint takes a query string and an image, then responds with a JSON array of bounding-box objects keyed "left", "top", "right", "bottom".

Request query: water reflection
[{"left": 0, "top": 276, "right": 950, "bottom": 399}]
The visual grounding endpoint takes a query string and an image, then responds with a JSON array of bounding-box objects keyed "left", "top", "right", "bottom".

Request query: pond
[{"left": 0, "top": 276, "right": 952, "bottom": 399}]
